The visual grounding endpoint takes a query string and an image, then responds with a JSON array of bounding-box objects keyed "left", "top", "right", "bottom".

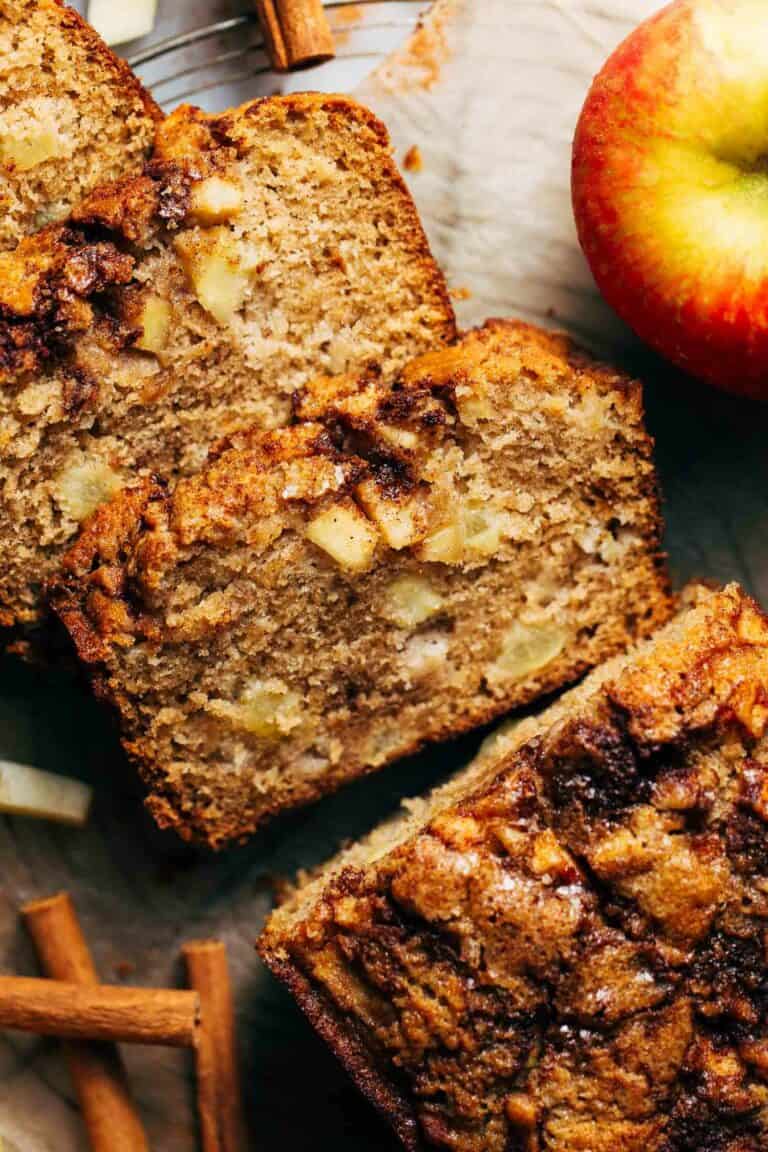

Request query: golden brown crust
[
  {"left": 0, "top": 0, "right": 160, "bottom": 252},
  {"left": 55, "top": 476, "right": 163, "bottom": 662},
  {"left": 261, "top": 584, "right": 768, "bottom": 1152},
  {"left": 0, "top": 226, "right": 136, "bottom": 385},
  {"left": 0, "top": 92, "right": 455, "bottom": 371},
  {"left": 267, "top": 954, "right": 424, "bottom": 1152},
  {"left": 607, "top": 588, "right": 768, "bottom": 747},
  {"left": 70, "top": 172, "right": 163, "bottom": 244}
]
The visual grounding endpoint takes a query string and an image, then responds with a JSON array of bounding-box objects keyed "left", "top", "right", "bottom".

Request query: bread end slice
[{"left": 260, "top": 583, "right": 768, "bottom": 1152}]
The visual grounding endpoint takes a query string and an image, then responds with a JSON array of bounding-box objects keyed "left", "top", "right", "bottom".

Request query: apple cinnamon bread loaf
[
  {"left": 0, "top": 93, "right": 455, "bottom": 630},
  {"left": 260, "top": 583, "right": 768, "bottom": 1152},
  {"left": 51, "top": 320, "right": 671, "bottom": 846},
  {"left": 0, "top": 0, "right": 161, "bottom": 249}
]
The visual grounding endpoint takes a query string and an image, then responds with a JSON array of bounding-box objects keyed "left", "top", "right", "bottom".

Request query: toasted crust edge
[
  {"left": 259, "top": 951, "right": 423, "bottom": 1152},
  {"left": 47, "top": 0, "right": 163, "bottom": 126}
]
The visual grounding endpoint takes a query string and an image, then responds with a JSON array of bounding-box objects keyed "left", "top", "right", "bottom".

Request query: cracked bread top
[{"left": 261, "top": 584, "right": 768, "bottom": 1152}]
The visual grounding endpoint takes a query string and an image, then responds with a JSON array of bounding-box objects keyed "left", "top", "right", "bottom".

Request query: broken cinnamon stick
[
  {"left": 0, "top": 975, "right": 199, "bottom": 1047},
  {"left": 184, "top": 941, "right": 247, "bottom": 1152},
  {"left": 255, "top": 0, "right": 335, "bottom": 71},
  {"left": 22, "top": 893, "right": 150, "bottom": 1152}
]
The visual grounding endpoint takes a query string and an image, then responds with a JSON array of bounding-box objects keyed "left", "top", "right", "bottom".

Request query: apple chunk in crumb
[
  {"left": 135, "top": 294, "right": 171, "bottom": 354},
  {"left": 188, "top": 176, "right": 244, "bottom": 226},
  {"left": 54, "top": 454, "right": 126, "bottom": 523},
  {"left": 306, "top": 500, "right": 379, "bottom": 572},
  {"left": 355, "top": 479, "right": 429, "bottom": 549},
  {"left": 0, "top": 128, "right": 63, "bottom": 172},
  {"left": 175, "top": 227, "right": 252, "bottom": 325}
]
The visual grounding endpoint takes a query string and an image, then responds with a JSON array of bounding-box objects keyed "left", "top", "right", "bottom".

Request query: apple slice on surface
[
  {"left": 0, "top": 760, "right": 92, "bottom": 825},
  {"left": 573, "top": 0, "right": 768, "bottom": 397},
  {"left": 87, "top": 0, "right": 157, "bottom": 46}
]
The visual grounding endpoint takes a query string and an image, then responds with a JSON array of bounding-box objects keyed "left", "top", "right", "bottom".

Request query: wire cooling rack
[{"left": 126, "top": 1, "right": 428, "bottom": 110}]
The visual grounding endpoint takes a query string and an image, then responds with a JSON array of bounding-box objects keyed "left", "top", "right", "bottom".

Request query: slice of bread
[
  {"left": 0, "top": 94, "right": 456, "bottom": 630},
  {"left": 259, "top": 583, "right": 768, "bottom": 1152},
  {"left": 51, "top": 320, "right": 672, "bottom": 847},
  {"left": 0, "top": 0, "right": 161, "bottom": 248}
]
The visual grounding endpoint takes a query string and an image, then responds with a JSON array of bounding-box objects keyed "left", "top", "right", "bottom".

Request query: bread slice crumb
[
  {"left": 0, "top": 93, "right": 455, "bottom": 630},
  {"left": 260, "top": 583, "right": 768, "bottom": 1152},
  {"left": 51, "top": 320, "right": 671, "bottom": 846}
]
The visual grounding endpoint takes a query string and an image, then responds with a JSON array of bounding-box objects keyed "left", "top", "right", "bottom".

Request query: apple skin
[{"left": 573, "top": 0, "right": 768, "bottom": 398}]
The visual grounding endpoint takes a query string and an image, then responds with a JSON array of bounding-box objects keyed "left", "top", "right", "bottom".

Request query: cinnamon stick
[
  {"left": 22, "top": 893, "right": 150, "bottom": 1152},
  {"left": 183, "top": 941, "right": 247, "bottom": 1152},
  {"left": 255, "top": 0, "right": 335, "bottom": 71},
  {"left": 0, "top": 975, "right": 199, "bottom": 1047}
]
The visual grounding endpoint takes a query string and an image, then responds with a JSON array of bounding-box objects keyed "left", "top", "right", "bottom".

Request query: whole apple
[{"left": 573, "top": 0, "right": 768, "bottom": 397}]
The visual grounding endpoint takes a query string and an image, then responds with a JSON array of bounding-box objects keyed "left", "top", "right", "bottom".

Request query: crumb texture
[
  {"left": 52, "top": 320, "right": 671, "bottom": 845},
  {"left": 262, "top": 584, "right": 768, "bottom": 1152},
  {"left": 0, "top": 93, "right": 455, "bottom": 627},
  {"left": 0, "top": 0, "right": 160, "bottom": 249}
]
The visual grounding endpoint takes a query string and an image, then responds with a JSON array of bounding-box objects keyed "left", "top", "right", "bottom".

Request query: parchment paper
[{"left": 2, "top": 2, "right": 768, "bottom": 1149}]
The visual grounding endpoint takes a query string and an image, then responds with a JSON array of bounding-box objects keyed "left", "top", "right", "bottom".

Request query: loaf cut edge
[
  {"left": 260, "top": 582, "right": 768, "bottom": 1152},
  {"left": 50, "top": 319, "right": 672, "bottom": 846},
  {"left": 1, "top": 92, "right": 456, "bottom": 632}
]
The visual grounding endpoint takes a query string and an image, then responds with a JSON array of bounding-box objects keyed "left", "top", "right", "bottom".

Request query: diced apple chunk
[
  {"left": 0, "top": 760, "right": 92, "bottom": 825},
  {"left": 0, "top": 129, "right": 62, "bottom": 172},
  {"left": 87, "top": 0, "right": 158, "bottom": 46},
  {"left": 54, "top": 455, "right": 124, "bottom": 523},
  {"left": 175, "top": 228, "right": 250, "bottom": 325},
  {"left": 402, "top": 631, "right": 450, "bottom": 679},
  {"left": 417, "top": 521, "right": 464, "bottom": 565},
  {"left": 455, "top": 384, "right": 493, "bottom": 425},
  {"left": 418, "top": 501, "right": 509, "bottom": 564},
  {"left": 306, "top": 500, "right": 379, "bottom": 572},
  {"left": 193, "top": 253, "right": 249, "bottom": 325},
  {"left": 463, "top": 503, "right": 505, "bottom": 558},
  {"left": 189, "top": 176, "right": 244, "bottom": 225},
  {"left": 135, "top": 294, "right": 171, "bottom": 354},
  {"left": 356, "top": 479, "right": 427, "bottom": 549},
  {"left": 212, "top": 678, "right": 303, "bottom": 739},
  {"left": 487, "top": 621, "right": 566, "bottom": 688},
  {"left": 382, "top": 575, "right": 444, "bottom": 628},
  {"left": 379, "top": 425, "right": 419, "bottom": 452}
]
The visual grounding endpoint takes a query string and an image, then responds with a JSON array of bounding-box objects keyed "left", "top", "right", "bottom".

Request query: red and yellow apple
[{"left": 573, "top": 0, "right": 768, "bottom": 397}]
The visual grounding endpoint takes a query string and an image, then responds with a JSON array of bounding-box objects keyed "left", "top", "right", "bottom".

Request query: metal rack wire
[{"left": 128, "top": 1, "right": 427, "bottom": 107}]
